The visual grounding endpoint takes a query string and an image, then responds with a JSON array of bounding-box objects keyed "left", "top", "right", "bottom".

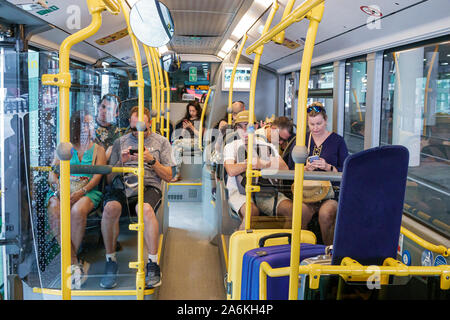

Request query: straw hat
[{"left": 292, "top": 180, "right": 333, "bottom": 203}]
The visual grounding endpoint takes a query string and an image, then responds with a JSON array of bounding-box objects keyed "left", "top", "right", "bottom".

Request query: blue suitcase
[{"left": 241, "top": 233, "right": 326, "bottom": 300}]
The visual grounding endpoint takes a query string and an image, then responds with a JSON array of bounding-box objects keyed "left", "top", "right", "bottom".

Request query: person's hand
[
  {"left": 143, "top": 147, "right": 154, "bottom": 163},
  {"left": 311, "top": 157, "right": 329, "bottom": 171},
  {"left": 305, "top": 160, "right": 316, "bottom": 171},
  {"left": 121, "top": 147, "right": 131, "bottom": 163},
  {"left": 252, "top": 158, "right": 270, "bottom": 170},
  {"left": 70, "top": 189, "right": 85, "bottom": 205}
]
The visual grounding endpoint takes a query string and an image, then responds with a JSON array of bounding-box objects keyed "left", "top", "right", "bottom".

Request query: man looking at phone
[{"left": 100, "top": 106, "right": 174, "bottom": 289}]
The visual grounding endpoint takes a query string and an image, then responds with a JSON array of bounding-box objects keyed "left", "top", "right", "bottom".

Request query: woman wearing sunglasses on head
[
  {"left": 302, "top": 101, "right": 348, "bottom": 245},
  {"left": 284, "top": 102, "right": 348, "bottom": 245}
]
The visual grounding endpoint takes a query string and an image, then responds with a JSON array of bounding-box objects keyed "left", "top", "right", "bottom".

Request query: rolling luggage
[
  {"left": 227, "top": 229, "right": 317, "bottom": 300},
  {"left": 240, "top": 233, "right": 326, "bottom": 300}
]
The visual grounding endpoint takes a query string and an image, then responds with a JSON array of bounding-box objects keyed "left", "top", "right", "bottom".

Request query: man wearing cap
[{"left": 223, "top": 111, "right": 293, "bottom": 230}]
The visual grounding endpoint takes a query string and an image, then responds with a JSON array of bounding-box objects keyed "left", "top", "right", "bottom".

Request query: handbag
[
  {"left": 301, "top": 134, "right": 334, "bottom": 203},
  {"left": 69, "top": 143, "right": 98, "bottom": 194}
]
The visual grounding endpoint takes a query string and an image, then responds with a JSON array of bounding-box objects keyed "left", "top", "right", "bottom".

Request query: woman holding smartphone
[
  {"left": 171, "top": 101, "right": 204, "bottom": 182},
  {"left": 302, "top": 102, "right": 349, "bottom": 245}
]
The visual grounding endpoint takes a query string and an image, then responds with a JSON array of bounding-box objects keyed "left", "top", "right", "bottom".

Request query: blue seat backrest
[{"left": 331, "top": 145, "right": 409, "bottom": 266}]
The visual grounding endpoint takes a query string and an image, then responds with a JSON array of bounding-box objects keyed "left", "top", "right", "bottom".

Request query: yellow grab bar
[
  {"left": 149, "top": 47, "right": 161, "bottom": 133},
  {"left": 228, "top": 33, "right": 248, "bottom": 126},
  {"left": 102, "top": 0, "right": 120, "bottom": 14},
  {"left": 272, "top": 0, "right": 296, "bottom": 44},
  {"left": 244, "top": 0, "right": 279, "bottom": 231},
  {"left": 288, "top": 2, "right": 324, "bottom": 300},
  {"left": 259, "top": 257, "right": 450, "bottom": 299},
  {"left": 155, "top": 50, "right": 165, "bottom": 135},
  {"left": 198, "top": 87, "right": 212, "bottom": 151},
  {"left": 118, "top": 0, "right": 147, "bottom": 300},
  {"left": 401, "top": 227, "right": 449, "bottom": 257},
  {"left": 246, "top": 0, "right": 325, "bottom": 55},
  {"left": 143, "top": 45, "right": 158, "bottom": 133},
  {"left": 164, "top": 70, "right": 171, "bottom": 139}
]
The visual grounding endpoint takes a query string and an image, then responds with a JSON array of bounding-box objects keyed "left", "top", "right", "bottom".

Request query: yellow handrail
[
  {"left": 246, "top": 0, "right": 325, "bottom": 55},
  {"left": 40, "top": 0, "right": 109, "bottom": 300},
  {"left": 272, "top": 0, "right": 296, "bottom": 44},
  {"left": 228, "top": 33, "right": 248, "bottom": 126},
  {"left": 155, "top": 50, "right": 166, "bottom": 136},
  {"left": 143, "top": 45, "right": 158, "bottom": 133},
  {"left": 401, "top": 227, "right": 449, "bottom": 257},
  {"left": 149, "top": 47, "right": 161, "bottom": 133},
  {"left": 259, "top": 257, "right": 450, "bottom": 299},
  {"left": 102, "top": 0, "right": 120, "bottom": 14},
  {"left": 244, "top": 0, "right": 279, "bottom": 231},
  {"left": 288, "top": 2, "right": 324, "bottom": 300},
  {"left": 118, "top": 0, "right": 146, "bottom": 300},
  {"left": 164, "top": 70, "right": 171, "bottom": 139},
  {"left": 198, "top": 87, "right": 212, "bottom": 151}
]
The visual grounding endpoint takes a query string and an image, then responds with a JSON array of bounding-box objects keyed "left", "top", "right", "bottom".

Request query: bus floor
[{"left": 158, "top": 201, "right": 225, "bottom": 299}]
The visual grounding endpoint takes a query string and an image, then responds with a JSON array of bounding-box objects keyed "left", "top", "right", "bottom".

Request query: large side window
[
  {"left": 381, "top": 39, "right": 450, "bottom": 237},
  {"left": 344, "top": 56, "right": 367, "bottom": 154}
]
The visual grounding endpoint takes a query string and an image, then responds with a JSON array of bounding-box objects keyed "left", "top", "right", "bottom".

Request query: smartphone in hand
[{"left": 308, "top": 155, "right": 320, "bottom": 163}]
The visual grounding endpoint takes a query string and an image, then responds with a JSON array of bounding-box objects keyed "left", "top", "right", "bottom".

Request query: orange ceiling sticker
[{"left": 95, "top": 28, "right": 129, "bottom": 45}]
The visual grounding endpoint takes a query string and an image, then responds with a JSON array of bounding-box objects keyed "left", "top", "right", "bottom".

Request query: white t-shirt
[{"left": 223, "top": 138, "right": 280, "bottom": 193}]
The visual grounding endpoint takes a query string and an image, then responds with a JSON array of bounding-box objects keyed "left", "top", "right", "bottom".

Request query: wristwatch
[{"left": 148, "top": 158, "right": 156, "bottom": 166}]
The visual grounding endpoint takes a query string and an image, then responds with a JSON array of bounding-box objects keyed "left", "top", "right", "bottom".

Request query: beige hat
[{"left": 234, "top": 110, "right": 249, "bottom": 124}]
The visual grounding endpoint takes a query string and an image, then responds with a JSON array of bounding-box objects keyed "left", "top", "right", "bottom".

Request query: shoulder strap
[
  {"left": 92, "top": 143, "right": 98, "bottom": 165},
  {"left": 307, "top": 132, "right": 312, "bottom": 154}
]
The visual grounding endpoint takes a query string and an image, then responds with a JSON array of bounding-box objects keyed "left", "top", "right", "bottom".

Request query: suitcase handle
[{"left": 258, "top": 233, "right": 291, "bottom": 247}]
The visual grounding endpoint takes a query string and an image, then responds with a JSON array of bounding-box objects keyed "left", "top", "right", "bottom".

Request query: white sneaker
[{"left": 71, "top": 260, "right": 90, "bottom": 289}]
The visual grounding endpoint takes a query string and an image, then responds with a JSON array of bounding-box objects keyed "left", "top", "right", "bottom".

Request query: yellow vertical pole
[
  {"left": 164, "top": 70, "right": 171, "bottom": 139},
  {"left": 149, "top": 47, "right": 161, "bottom": 133},
  {"left": 244, "top": 1, "right": 279, "bottom": 231},
  {"left": 288, "top": 3, "right": 324, "bottom": 300},
  {"left": 228, "top": 34, "right": 248, "bottom": 125},
  {"left": 41, "top": 0, "right": 110, "bottom": 300},
  {"left": 143, "top": 45, "right": 157, "bottom": 133},
  {"left": 198, "top": 88, "right": 212, "bottom": 151},
  {"left": 118, "top": 0, "right": 146, "bottom": 300},
  {"left": 272, "top": 0, "right": 296, "bottom": 44},
  {"left": 155, "top": 50, "right": 165, "bottom": 135}
]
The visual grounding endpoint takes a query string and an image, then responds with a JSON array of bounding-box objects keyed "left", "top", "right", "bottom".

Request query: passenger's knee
[
  {"left": 141, "top": 203, "right": 156, "bottom": 222},
  {"left": 318, "top": 202, "right": 337, "bottom": 225},
  {"left": 103, "top": 201, "right": 122, "bottom": 220}
]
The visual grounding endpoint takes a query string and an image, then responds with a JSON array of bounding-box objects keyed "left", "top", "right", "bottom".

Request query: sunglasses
[
  {"left": 130, "top": 127, "right": 148, "bottom": 132},
  {"left": 307, "top": 105, "right": 325, "bottom": 113}
]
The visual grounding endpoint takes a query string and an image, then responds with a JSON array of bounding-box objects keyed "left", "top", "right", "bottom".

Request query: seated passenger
[
  {"left": 224, "top": 111, "right": 293, "bottom": 230},
  {"left": 94, "top": 93, "right": 124, "bottom": 161},
  {"left": 100, "top": 106, "right": 174, "bottom": 289},
  {"left": 299, "top": 102, "right": 348, "bottom": 245},
  {"left": 255, "top": 116, "right": 294, "bottom": 152},
  {"left": 171, "top": 101, "right": 203, "bottom": 182},
  {"left": 47, "top": 110, "right": 107, "bottom": 289}
]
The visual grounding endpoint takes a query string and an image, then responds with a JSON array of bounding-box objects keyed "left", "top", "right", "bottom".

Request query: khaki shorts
[{"left": 228, "top": 188, "right": 289, "bottom": 216}]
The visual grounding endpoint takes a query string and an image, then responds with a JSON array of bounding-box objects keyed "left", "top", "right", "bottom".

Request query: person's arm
[
  {"left": 146, "top": 138, "right": 176, "bottom": 182},
  {"left": 224, "top": 159, "right": 247, "bottom": 177}
]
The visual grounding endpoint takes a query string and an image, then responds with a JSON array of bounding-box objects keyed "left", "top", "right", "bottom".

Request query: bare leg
[
  {"left": 318, "top": 200, "right": 338, "bottom": 246},
  {"left": 101, "top": 201, "right": 122, "bottom": 254},
  {"left": 138, "top": 203, "right": 160, "bottom": 256},
  {"left": 301, "top": 203, "right": 315, "bottom": 230},
  {"left": 238, "top": 202, "right": 260, "bottom": 230},
  {"left": 71, "top": 196, "right": 94, "bottom": 258}
]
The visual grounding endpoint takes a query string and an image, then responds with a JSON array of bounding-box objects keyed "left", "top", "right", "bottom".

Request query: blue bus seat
[{"left": 331, "top": 145, "right": 410, "bottom": 266}]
